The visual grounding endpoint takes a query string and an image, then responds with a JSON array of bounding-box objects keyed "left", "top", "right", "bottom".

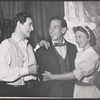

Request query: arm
[
  {"left": 51, "top": 72, "right": 76, "bottom": 81},
  {"left": 73, "top": 54, "right": 99, "bottom": 81},
  {"left": 0, "top": 40, "right": 36, "bottom": 82},
  {"left": 43, "top": 54, "right": 99, "bottom": 81},
  {"left": 43, "top": 71, "right": 76, "bottom": 81}
]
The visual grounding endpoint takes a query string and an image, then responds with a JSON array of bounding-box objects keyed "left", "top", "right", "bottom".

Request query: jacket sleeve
[{"left": 35, "top": 49, "right": 43, "bottom": 82}]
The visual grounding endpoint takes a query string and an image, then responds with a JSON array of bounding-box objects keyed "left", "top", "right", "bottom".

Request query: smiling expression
[
  {"left": 20, "top": 17, "right": 34, "bottom": 39},
  {"left": 49, "top": 19, "right": 64, "bottom": 42},
  {"left": 75, "top": 31, "right": 90, "bottom": 49}
]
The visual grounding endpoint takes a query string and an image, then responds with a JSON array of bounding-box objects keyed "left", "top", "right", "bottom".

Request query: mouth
[
  {"left": 77, "top": 42, "right": 82, "bottom": 46},
  {"left": 27, "top": 32, "right": 31, "bottom": 36},
  {"left": 50, "top": 33, "right": 56, "bottom": 37},
  {"left": 29, "top": 31, "right": 32, "bottom": 33}
]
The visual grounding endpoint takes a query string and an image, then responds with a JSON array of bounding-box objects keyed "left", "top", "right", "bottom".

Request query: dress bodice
[{"left": 73, "top": 47, "right": 99, "bottom": 84}]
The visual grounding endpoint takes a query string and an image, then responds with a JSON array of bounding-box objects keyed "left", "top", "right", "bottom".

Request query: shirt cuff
[
  {"left": 24, "top": 76, "right": 37, "bottom": 81},
  {"left": 34, "top": 44, "right": 40, "bottom": 52},
  {"left": 19, "top": 67, "right": 29, "bottom": 76}
]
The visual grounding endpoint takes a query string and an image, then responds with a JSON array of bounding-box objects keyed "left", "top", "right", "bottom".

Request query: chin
[
  {"left": 27, "top": 34, "right": 30, "bottom": 37},
  {"left": 79, "top": 45, "right": 84, "bottom": 48},
  {"left": 51, "top": 38, "right": 56, "bottom": 41}
]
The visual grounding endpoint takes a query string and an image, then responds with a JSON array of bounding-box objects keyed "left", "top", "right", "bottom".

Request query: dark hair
[
  {"left": 12, "top": 12, "right": 32, "bottom": 32},
  {"left": 50, "top": 16, "right": 67, "bottom": 29},
  {"left": 73, "top": 25, "right": 96, "bottom": 46}
]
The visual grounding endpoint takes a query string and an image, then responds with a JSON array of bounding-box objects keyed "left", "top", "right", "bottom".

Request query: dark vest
[
  {"left": 54, "top": 48, "right": 71, "bottom": 73},
  {"left": 54, "top": 48, "right": 74, "bottom": 97}
]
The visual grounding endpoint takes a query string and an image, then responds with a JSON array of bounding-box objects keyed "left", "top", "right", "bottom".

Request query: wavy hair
[{"left": 12, "top": 12, "right": 32, "bottom": 32}]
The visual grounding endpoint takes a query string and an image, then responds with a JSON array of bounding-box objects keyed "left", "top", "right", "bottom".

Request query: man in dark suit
[{"left": 36, "top": 16, "right": 77, "bottom": 97}]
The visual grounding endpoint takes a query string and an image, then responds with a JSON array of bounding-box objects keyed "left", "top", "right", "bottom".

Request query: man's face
[
  {"left": 20, "top": 17, "right": 34, "bottom": 38},
  {"left": 49, "top": 19, "right": 64, "bottom": 41}
]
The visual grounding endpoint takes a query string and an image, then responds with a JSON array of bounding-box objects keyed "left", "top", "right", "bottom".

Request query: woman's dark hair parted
[{"left": 73, "top": 25, "right": 96, "bottom": 46}]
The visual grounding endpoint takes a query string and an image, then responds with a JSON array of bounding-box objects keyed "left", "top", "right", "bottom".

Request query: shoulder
[
  {"left": 0, "top": 39, "right": 11, "bottom": 54},
  {"left": 66, "top": 41, "right": 77, "bottom": 51},
  {"left": 81, "top": 47, "right": 100, "bottom": 61},
  {"left": 89, "top": 48, "right": 99, "bottom": 60},
  {"left": 28, "top": 43, "right": 33, "bottom": 49},
  {"left": 0, "top": 39, "right": 10, "bottom": 48},
  {"left": 67, "top": 41, "right": 76, "bottom": 47},
  {"left": 36, "top": 47, "right": 47, "bottom": 55}
]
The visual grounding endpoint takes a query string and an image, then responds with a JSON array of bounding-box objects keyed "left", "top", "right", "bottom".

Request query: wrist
[
  {"left": 20, "top": 67, "right": 29, "bottom": 76},
  {"left": 51, "top": 75, "right": 54, "bottom": 80}
]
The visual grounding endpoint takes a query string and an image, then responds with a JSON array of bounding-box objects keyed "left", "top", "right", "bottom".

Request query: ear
[
  {"left": 17, "top": 21, "right": 22, "bottom": 29},
  {"left": 17, "top": 21, "right": 21, "bottom": 26},
  {"left": 62, "top": 27, "right": 67, "bottom": 34},
  {"left": 87, "top": 37, "right": 91, "bottom": 41}
]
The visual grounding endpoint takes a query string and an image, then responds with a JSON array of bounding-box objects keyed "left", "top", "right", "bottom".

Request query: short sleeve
[{"left": 73, "top": 54, "right": 99, "bottom": 81}]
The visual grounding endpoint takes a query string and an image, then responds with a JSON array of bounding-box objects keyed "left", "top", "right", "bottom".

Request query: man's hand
[
  {"left": 38, "top": 40, "right": 50, "bottom": 49},
  {"left": 28, "top": 64, "right": 39, "bottom": 75}
]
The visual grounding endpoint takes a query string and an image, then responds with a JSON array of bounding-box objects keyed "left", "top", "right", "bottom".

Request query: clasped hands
[
  {"left": 28, "top": 64, "right": 52, "bottom": 82},
  {"left": 28, "top": 64, "right": 52, "bottom": 81}
]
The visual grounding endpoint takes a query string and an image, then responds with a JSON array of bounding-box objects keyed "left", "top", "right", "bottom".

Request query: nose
[
  {"left": 49, "top": 27, "right": 55, "bottom": 34},
  {"left": 76, "top": 38, "right": 80, "bottom": 44},
  {"left": 31, "top": 25, "right": 34, "bottom": 31}
]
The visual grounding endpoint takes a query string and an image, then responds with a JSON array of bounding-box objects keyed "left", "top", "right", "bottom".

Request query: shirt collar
[
  {"left": 12, "top": 33, "right": 28, "bottom": 45},
  {"left": 80, "top": 47, "right": 93, "bottom": 53},
  {"left": 52, "top": 39, "right": 65, "bottom": 45}
]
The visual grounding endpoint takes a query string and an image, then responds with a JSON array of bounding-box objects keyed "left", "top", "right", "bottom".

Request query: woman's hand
[{"left": 42, "top": 71, "right": 52, "bottom": 81}]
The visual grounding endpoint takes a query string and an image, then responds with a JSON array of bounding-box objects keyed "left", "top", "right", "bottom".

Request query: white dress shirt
[
  {"left": 52, "top": 39, "right": 67, "bottom": 59},
  {"left": 12, "top": 34, "right": 38, "bottom": 81},
  {"left": 0, "top": 33, "right": 39, "bottom": 82}
]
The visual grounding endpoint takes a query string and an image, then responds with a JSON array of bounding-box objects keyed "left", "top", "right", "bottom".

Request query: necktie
[{"left": 54, "top": 42, "right": 66, "bottom": 47}]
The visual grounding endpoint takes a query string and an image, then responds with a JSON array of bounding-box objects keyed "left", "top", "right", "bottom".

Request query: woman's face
[{"left": 75, "top": 31, "right": 90, "bottom": 49}]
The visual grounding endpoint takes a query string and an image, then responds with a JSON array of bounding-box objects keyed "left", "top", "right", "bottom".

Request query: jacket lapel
[
  {"left": 65, "top": 40, "right": 72, "bottom": 62},
  {"left": 46, "top": 44, "right": 61, "bottom": 73},
  {"left": 66, "top": 41, "right": 75, "bottom": 71}
]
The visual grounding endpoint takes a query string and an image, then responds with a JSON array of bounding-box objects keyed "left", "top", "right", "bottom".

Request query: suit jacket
[{"left": 36, "top": 40, "right": 77, "bottom": 97}]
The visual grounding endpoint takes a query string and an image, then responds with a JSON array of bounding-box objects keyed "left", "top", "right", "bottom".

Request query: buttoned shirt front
[
  {"left": 12, "top": 34, "right": 37, "bottom": 81},
  {"left": 0, "top": 33, "right": 38, "bottom": 85}
]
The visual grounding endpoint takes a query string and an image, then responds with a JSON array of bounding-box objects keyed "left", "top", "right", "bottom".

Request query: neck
[
  {"left": 14, "top": 29, "right": 25, "bottom": 41},
  {"left": 55, "top": 37, "right": 63, "bottom": 43},
  {"left": 83, "top": 43, "right": 91, "bottom": 51}
]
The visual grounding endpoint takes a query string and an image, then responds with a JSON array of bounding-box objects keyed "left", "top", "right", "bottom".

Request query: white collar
[
  {"left": 52, "top": 39, "right": 65, "bottom": 45},
  {"left": 80, "top": 47, "right": 93, "bottom": 54},
  {"left": 12, "top": 33, "right": 28, "bottom": 45}
]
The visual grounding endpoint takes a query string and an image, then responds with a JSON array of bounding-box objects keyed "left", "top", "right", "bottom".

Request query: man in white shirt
[{"left": 0, "top": 12, "right": 49, "bottom": 97}]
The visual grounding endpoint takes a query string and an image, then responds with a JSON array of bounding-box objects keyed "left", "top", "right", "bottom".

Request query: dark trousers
[
  {"left": 25, "top": 80, "right": 41, "bottom": 97},
  {"left": 0, "top": 80, "right": 41, "bottom": 97},
  {"left": 0, "top": 81, "right": 6, "bottom": 96},
  {"left": 5, "top": 84, "right": 27, "bottom": 97}
]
